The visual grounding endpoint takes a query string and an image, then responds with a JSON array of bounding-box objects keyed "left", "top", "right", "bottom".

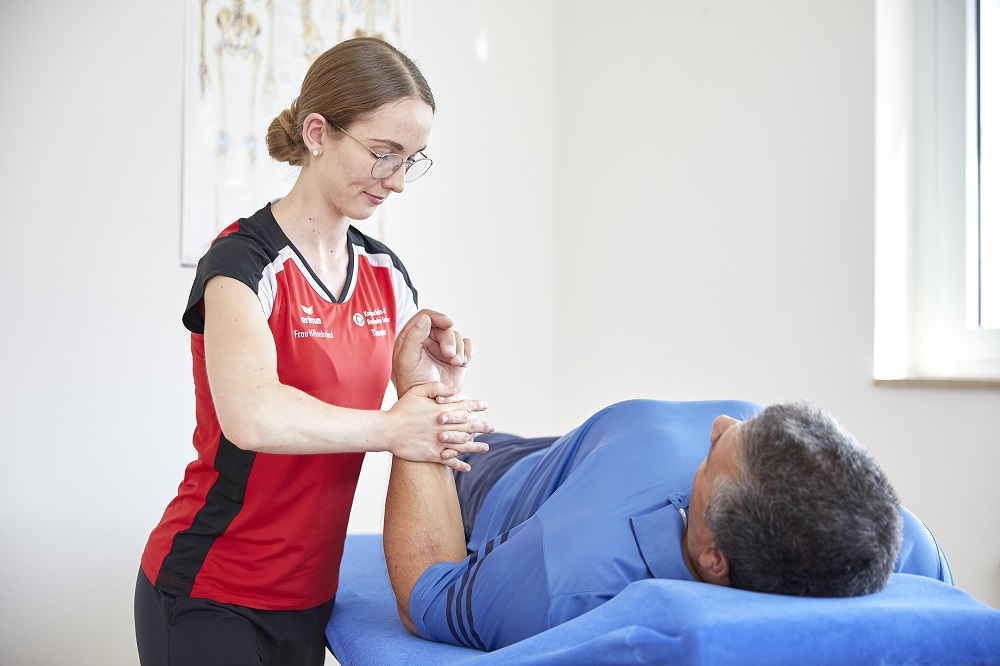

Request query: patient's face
[{"left": 683, "top": 415, "right": 742, "bottom": 582}]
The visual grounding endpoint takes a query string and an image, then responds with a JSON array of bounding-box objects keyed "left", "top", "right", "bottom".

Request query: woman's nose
[{"left": 383, "top": 165, "right": 406, "bottom": 193}]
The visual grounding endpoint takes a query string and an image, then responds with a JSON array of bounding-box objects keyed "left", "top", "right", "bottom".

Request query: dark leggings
[
  {"left": 455, "top": 433, "right": 558, "bottom": 543},
  {"left": 134, "top": 569, "right": 335, "bottom": 666}
]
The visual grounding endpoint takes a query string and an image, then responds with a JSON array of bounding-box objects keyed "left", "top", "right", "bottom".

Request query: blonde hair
[{"left": 266, "top": 37, "right": 435, "bottom": 167}]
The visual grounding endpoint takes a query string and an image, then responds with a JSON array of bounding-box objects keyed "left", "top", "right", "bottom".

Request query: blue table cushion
[{"left": 325, "top": 534, "right": 1000, "bottom": 665}]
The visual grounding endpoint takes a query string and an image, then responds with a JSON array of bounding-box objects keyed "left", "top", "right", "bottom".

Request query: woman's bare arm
[{"left": 203, "top": 275, "right": 487, "bottom": 468}]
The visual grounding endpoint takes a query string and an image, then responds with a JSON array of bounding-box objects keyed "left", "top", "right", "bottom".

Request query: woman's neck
[
  {"left": 271, "top": 185, "right": 352, "bottom": 297},
  {"left": 271, "top": 183, "right": 350, "bottom": 257}
]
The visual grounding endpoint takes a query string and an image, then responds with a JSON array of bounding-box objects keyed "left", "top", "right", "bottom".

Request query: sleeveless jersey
[{"left": 141, "top": 203, "right": 417, "bottom": 610}]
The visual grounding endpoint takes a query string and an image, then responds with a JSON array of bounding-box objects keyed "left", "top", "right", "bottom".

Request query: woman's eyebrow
[
  {"left": 371, "top": 137, "right": 427, "bottom": 156},
  {"left": 373, "top": 138, "right": 405, "bottom": 152}
]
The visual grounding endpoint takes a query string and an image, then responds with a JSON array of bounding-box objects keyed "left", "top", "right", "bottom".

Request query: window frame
[
  {"left": 972, "top": 0, "right": 999, "bottom": 328},
  {"left": 874, "top": 0, "right": 1000, "bottom": 386}
]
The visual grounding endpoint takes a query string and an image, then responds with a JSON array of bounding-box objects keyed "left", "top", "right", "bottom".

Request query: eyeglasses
[{"left": 333, "top": 123, "right": 433, "bottom": 182}]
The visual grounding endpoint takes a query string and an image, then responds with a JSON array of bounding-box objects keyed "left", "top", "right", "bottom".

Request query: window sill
[{"left": 874, "top": 377, "right": 1000, "bottom": 389}]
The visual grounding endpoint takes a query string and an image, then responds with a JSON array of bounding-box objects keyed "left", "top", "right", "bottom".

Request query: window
[
  {"left": 874, "top": 0, "right": 1000, "bottom": 384},
  {"left": 974, "top": 0, "right": 999, "bottom": 328}
]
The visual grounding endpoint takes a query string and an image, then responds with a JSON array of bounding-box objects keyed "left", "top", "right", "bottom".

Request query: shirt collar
[{"left": 629, "top": 490, "right": 696, "bottom": 582}]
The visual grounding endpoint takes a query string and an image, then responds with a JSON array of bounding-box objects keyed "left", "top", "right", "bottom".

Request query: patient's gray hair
[{"left": 704, "top": 402, "right": 902, "bottom": 597}]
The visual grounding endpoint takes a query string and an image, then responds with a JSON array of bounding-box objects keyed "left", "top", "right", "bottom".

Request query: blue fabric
[
  {"left": 326, "top": 399, "right": 977, "bottom": 663},
  {"left": 410, "top": 399, "right": 954, "bottom": 650},
  {"left": 326, "top": 534, "right": 1000, "bottom": 665},
  {"left": 411, "top": 399, "right": 762, "bottom": 649},
  {"left": 454, "top": 434, "right": 559, "bottom": 543},
  {"left": 896, "top": 503, "right": 954, "bottom": 582}
]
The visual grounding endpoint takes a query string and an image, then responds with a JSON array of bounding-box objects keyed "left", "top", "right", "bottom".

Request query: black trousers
[
  {"left": 134, "top": 569, "right": 336, "bottom": 666},
  {"left": 454, "top": 433, "right": 558, "bottom": 543}
]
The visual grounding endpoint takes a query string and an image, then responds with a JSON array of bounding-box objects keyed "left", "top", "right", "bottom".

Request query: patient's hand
[{"left": 393, "top": 310, "right": 473, "bottom": 397}]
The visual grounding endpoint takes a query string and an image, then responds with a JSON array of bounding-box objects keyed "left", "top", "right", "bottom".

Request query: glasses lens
[
  {"left": 371, "top": 154, "right": 403, "bottom": 180},
  {"left": 404, "top": 158, "right": 433, "bottom": 182}
]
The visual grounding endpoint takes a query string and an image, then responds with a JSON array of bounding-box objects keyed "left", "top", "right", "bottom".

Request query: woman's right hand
[{"left": 387, "top": 382, "right": 493, "bottom": 472}]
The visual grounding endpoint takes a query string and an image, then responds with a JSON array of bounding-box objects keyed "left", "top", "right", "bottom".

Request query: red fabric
[{"left": 142, "top": 207, "right": 415, "bottom": 610}]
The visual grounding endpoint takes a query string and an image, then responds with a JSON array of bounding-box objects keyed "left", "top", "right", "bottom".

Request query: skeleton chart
[{"left": 181, "top": 0, "right": 405, "bottom": 265}]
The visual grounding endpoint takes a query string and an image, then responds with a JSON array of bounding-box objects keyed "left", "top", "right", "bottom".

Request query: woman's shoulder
[
  {"left": 205, "top": 204, "right": 288, "bottom": 265},
  {"left": 346, "top": 225, "right": 407, "bottom": 267},
  {"left": 182, "top": 205, "right": 289, "bottom": 333}
]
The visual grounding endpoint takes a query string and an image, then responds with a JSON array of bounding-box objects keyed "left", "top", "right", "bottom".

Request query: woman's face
[{"left": 316, "top": 97, "right": 434, "bottom": 222}]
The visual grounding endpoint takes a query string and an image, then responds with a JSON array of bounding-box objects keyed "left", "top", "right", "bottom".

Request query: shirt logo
[
  {"left": 364, "top": 308, "right": 391, "bottom": 338},
  {"left": 300, "top": 304, "right": 322, "bottom": 325},
  {"left": 353, "top": 313, "right": 365, "bottom": 326}
]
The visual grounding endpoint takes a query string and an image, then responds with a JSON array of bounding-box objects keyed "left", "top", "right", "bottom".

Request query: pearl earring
[{"left": 312, "top": 149, "right": 319, "bottom": 156}]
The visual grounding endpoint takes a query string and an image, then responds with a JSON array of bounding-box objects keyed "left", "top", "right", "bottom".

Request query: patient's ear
[{"left": 697, "top": 546, "right": 731, "bottom": 587}]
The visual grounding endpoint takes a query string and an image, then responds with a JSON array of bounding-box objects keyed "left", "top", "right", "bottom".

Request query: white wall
[
  {"left": 550, "top": 0, "right": 1000, "bottom": 610},
  {"left": 0, "top": 1, "right": 996, "bottom": 664},
  {"left": 347, "top": 0, "right": 558, "bottom": 534},
  {"left": 0, "top": 2, "right": 195, "bottom": 664}
]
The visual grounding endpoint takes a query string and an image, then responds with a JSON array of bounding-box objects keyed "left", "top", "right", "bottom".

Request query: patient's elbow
[{"left": 396, "top": 600, "right": 419, "bottom": 636}]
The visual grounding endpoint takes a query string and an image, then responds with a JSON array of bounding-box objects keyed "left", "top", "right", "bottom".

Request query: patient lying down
[{"left": 383, "top": 396, "right": 951, "bottom": 651}]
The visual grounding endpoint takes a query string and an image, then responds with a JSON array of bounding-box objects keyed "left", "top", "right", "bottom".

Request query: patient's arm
[{"left": 384, "top": 456, "right": 468, "bottom": 635}]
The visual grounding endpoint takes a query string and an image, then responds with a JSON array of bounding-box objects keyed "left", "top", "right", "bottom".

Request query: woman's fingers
[
  {"left": 437, "top": 400, "right": 489, "bottom": 422},
  {"left": 439, "top": 430, "right": 490, "bottom": 447},
  {"left": 438, "top": 396, "right": 492, "bottom": 447},
  {"left": 440, "top": 455, "right": 472, "bottom": 473},
  {"left": 438, "top": 438, "right": 488, "bottom": 473},
  {"left": 396, "top": 383, "right": 492, "bottom": 469},
  {"left": 437, "top": 397, "right": 493, "bottom": 452}
]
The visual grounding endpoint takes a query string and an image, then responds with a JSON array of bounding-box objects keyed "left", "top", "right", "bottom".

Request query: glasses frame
[{"left": 332, "top": 122, "right": 433, "bottom": 182}]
